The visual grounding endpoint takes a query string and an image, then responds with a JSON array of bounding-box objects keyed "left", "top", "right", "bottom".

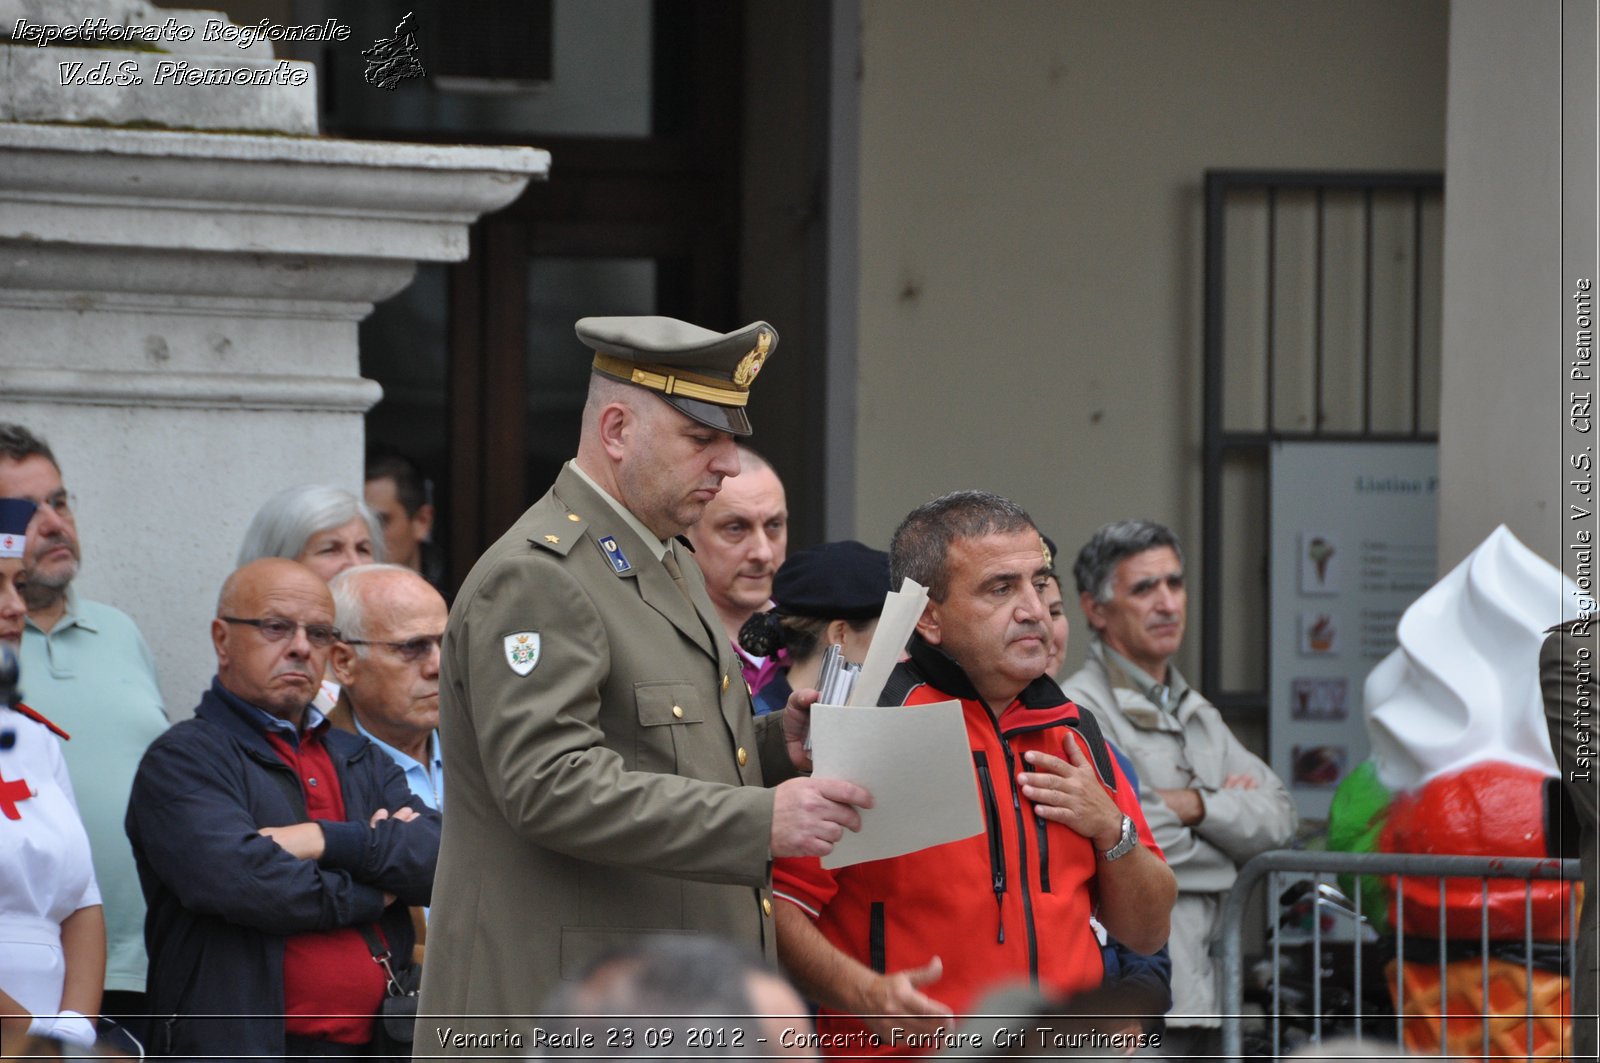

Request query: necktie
[{"left": 661, "top": 546, "right": 696, "bottom": 606}]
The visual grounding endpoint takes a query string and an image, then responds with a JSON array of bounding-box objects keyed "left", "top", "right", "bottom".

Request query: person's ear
[
  {"left": 825, "top": 618, "right": 850, "bottom": 647},
  {"left": 1080, "top": 591, "right": 1107, "bottom": 634},
  {"left": 915, "top": 601, "right": 943, "bottom": 646},
  {"left": 329, "top": 641, "right": 359, "bottom": 686},
  {"left": 597, "top": 403, "right": 632, "bottom": 461},
  {"left": 211, "top": 618, "right": 230, "bottom": 666}
]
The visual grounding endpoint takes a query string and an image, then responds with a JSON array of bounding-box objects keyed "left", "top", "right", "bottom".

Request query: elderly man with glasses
[
  {"left": 328, "top": 563, "right": 448, "bottom": 964},
  {"left": 125, "top": 557, "right": 440, "bottom": 1060}
]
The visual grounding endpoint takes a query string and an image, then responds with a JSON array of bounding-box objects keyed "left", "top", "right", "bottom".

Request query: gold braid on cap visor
[{"left": 591, "top": 353, "right": 750, "bottom": 407}]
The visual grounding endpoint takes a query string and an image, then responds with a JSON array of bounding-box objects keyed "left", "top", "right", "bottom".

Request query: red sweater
[{"left": 266, "top": 726, "right": 388, "bottom": 1044}]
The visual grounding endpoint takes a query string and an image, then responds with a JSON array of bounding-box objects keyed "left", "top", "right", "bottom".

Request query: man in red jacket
[{"left": 773, "top": 491, "right": 1176, "bottom": 1056}]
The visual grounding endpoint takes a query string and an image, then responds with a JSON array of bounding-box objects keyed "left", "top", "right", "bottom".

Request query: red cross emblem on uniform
[{"left": 0, "top": 769, "right": 32, "bottom": 820}]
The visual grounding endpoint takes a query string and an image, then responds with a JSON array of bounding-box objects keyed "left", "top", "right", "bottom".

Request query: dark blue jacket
[
  {"left": 1102, "top": 743, "right": 1174, "bottom": 1021},
  {"left": 126, "top": 681, "right": 440, "bottom": 1061}
]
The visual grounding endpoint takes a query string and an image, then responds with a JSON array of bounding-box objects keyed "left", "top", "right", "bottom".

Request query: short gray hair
[
  {"left": 889, "top": 490, "right": 1036, "bottom": 601},
  {"left": 237, "top": 484, "right": 385, "bottom": 568},
  {"left": 328, "top": 563, "right": 413, "bottom": 645},
  {"left": 1072, "top": 519, "right": 1184, "bottom": 602}
]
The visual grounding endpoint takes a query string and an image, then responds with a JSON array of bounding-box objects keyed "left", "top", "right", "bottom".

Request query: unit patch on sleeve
[{"left": 504, "top": 632, "right": 541, "bottom": 676}]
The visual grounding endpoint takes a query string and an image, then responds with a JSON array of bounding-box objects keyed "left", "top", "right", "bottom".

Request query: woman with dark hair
[{"left": 738, "top": 541, "right": 891, "bottom": 715}]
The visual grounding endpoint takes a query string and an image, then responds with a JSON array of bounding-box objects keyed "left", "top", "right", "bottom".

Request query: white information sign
[{"left": 1268, "top": 442, "right": 1438, "bottom": 821}]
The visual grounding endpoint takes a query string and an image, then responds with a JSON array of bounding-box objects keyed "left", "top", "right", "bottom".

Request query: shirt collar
[
  {"left": 1097, "top": 637, "right": 1189, "bottom": 711},
  {"left": 567, "top": 460, "right": 669, "bottom": 561},
  {"left": 212, "top": 677, "right": 327, "bottom": 744},
  {"left": 352, "top": 714, "right": 441, "bottom": 774},
  {"left": 24, "top": 588, "right": 97, "bottom": 635}
]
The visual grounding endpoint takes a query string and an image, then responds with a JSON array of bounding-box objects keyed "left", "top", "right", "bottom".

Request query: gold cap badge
[{"left": 732, "top": 330, "right": 772, "bottom": 388}]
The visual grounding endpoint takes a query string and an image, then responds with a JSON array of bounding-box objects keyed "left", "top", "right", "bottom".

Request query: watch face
[{"left": 1106, "top": 815, "right": 1137, "bottom": 860}]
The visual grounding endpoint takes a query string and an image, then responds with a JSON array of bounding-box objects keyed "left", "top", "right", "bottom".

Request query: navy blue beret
[{"left": 772, "top": 540, "right": 891, "bottom": 621}]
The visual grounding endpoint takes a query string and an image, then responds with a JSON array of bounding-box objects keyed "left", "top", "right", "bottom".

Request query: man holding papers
[
  {"left": 773, "top": 491, "right": 1175, "bottom": 1054},
  {"left": 420, "top": 317, "right": 870, "bottom": 1048}
]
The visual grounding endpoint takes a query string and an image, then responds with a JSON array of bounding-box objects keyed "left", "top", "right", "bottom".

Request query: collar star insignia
[
  {"left": 732, "top": 330, "right": 772, "bottom": 388},
  {"left": 544, "top": 534, "right": 561, "bottom": 544}
]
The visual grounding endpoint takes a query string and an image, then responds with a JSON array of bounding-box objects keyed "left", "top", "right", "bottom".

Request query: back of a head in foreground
[{"left": 541, "top": 936, "right": 812, "bottom": 1059}]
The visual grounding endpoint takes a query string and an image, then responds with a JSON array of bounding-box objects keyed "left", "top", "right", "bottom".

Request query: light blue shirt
[
  {"left": 20, "top": 594, "right": 168, "bottom": 993},
  {"left": 352, "top": 717, "right": 444, "bottom": 812}
]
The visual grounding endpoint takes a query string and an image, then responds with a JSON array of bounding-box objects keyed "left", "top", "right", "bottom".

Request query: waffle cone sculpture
[{"left": 1386, "top": 956, "right": 1571, "bottom": 1060}]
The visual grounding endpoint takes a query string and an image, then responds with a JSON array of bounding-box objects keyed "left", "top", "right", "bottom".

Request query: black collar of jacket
[
  {"left": 899, "top": 633, "right": 1069, "bottom": 710},
  {"left": 197, "top": 678, "right": 368, "bottom": 765}
]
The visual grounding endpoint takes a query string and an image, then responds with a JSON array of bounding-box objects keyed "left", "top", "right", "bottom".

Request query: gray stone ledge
[
  {"left": 0, "top": 365, "right": 384, "bottom": 412},
  {"left": 0, "top": 121, "right": 550, "bottom": 175}
]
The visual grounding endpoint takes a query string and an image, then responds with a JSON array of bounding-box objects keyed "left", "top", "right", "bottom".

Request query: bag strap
[
  {"left": 1065, "top": 705, "right": 1118, "bottom": 793},
  {"left": 356, "top": 923, "right": 406, "bottom": 996}
]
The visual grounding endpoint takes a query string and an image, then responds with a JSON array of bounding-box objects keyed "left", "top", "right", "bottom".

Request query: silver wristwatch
[{"left": 1103, "top": 815, "right": 1137, "bottom": 861}]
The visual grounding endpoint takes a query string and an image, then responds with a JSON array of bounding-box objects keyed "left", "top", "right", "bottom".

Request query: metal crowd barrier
[{"left": 1216, "top": 850, "right": 1582, "bottom": 1060}]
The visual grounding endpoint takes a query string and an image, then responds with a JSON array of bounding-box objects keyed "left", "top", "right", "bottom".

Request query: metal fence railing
[{"left": 1217, "top": 849, "right": 1582, "bottom": 1060}]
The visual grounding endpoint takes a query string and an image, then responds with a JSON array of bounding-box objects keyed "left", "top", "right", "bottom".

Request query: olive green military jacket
[{"left": 418, "top": 463, "right": 793, "bottom": 1050}]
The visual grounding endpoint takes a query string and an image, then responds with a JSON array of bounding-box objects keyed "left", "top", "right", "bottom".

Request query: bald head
[
  {"left": 213, "top": 558, "right": 336, "bottom": 723},
  {"left": 685, "top": 450, "right": 788, "bottom": 641},
  {"left": 328, "top": 564, "right": 448, "bottom": 759}
]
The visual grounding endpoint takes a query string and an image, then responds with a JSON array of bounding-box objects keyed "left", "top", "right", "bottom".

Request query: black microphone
[{"left": 0, "top": 642, "right": 19, "bottom": 709}]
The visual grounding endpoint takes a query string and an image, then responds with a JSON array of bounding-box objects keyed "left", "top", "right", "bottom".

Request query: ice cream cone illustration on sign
[
  {"left": 1300, "top": 532, "right": 1340, "bottom": 594},
  {"left": 1308, "top": 537, "right": 1334, "bottom": 581}
]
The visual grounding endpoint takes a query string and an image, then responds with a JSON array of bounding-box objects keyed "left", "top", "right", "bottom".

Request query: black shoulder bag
[{"left": 357, "top": 924, "right": 420, "bottom": 1062}]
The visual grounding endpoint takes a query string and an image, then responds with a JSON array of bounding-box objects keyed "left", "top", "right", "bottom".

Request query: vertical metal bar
[
  {"left": 1266, "top": 185, "right": 1278, "bottom": 434},
  {"left": 1396, "top": 875, "right": 1406, "bottom": 1048},
  {"left": 1272, "top": 870, "right": 1283, "bottom": 1058},
  {"left": 1314, "top": 187, "right": 1325, "bottom": 433},
  {"left": 1527, "top": 883, "right": 1536, "bottom": 1058},
  {"left": 1353, "top": 873, "right": 1364, "bottom": 1042},
  {"left": 1200, "top": 172, "right": 1228, "bottom": 699},
  {"left": 1410, "top": 187, "right": 1424, "bottom": 436},
  {"left": 1481, "top": 879, "right": 1491, "bottom": 1060},
  {"left": 1362, "top": 187, "right": 1374, "bottom": 435},
  {"left": 1311, "top": 873, "right": 1324, "bottom": 1044},
  {"left": 1438, "top": 877, "right": 1449, "bottom": 1051}
]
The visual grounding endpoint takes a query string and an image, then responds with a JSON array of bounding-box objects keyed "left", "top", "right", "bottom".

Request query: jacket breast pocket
[{"left": 634, "top": 681, "right": 705, "bottom": 774}]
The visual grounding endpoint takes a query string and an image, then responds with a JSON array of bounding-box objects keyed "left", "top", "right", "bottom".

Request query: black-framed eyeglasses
[
  {"left": 221, "top": 616, "right": 341, "bottom": 648},
  {"left": 344, "top": 634, "right": 445, "bottom": 664}
]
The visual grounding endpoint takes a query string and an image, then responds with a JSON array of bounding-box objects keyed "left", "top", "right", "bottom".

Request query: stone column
[{"left": 0, "top": 0, "right": 548, "bottom": 713}]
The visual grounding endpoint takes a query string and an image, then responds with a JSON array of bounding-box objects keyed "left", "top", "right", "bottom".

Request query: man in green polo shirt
[{"left": 0, "top": 424, "right": 169, "bottom": 1044}]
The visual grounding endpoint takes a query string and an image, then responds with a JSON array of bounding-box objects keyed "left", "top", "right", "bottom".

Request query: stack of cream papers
[{"left": 809, "top": 578, "right": 984, "bottom": 869}]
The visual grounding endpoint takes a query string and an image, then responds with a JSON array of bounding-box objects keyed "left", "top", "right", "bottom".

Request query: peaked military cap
[{"left": 576, "top": 316, "right": 778, "bottom": 436}]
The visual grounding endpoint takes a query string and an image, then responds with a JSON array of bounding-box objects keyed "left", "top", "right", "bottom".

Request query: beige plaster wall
[
  {"left": 852, "top": 0, "right": 1448, "bottom": 678},
  {"left": 1437, "top": 0, "right": 1590, "bottom": 584}
]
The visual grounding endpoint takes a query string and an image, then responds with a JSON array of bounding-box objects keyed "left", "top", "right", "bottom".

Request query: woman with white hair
[{"left": 237, "top": 484, "right": 385, "bottom": 582}]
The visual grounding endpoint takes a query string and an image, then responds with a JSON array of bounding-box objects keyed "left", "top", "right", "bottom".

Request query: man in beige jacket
[{"left": 1063, "top": 519, "right": 1295, "bottom": 1056}]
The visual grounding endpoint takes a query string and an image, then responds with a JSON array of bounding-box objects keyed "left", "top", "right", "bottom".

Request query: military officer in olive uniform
[{"left": 419, "top": 317, "right": 872, "bottom": 1047}]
